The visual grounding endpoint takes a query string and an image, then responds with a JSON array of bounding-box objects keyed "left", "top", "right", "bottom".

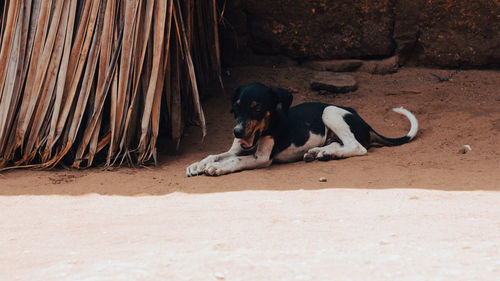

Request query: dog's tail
[{"left": 370, "top": 107, "right": 419, "bottom": 146}]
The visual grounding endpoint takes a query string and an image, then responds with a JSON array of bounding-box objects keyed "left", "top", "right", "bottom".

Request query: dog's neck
[{"left": 264, "top": 109, "right": 288, "bottom": 137}]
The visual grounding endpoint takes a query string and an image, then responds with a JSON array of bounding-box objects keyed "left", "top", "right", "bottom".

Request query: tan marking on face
[
  {"left": 245, "top": 111, "right": 271, "bottom": 137},
  {"left": 250, "top": 101, "right": 257, "bottom": 108},
  {"left": 236, "top": 99, "right": 241, "bottom": 105},
  {"left": 256, "top": 111, "right": 271, "bottom": 132},
  {"left": 245, "top": 120, "right": 258, "bottom": 136}
]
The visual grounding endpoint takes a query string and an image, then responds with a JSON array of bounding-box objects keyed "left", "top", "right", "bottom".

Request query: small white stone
[
  {"left": 458, "top": 145, "right": 472, "bottom": 154},
  {"left": 214, "top": 272, "right": 225, "bottom": 280}
]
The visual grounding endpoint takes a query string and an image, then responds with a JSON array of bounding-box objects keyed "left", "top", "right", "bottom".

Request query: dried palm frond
[{"left": 0, "top": 0, "right": 223, "bottom": 171}]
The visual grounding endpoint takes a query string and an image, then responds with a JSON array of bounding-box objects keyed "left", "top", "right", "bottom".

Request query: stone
[
  {"left": 358, "top": 56, "right": 399, "bottom": 75},
  {"left": 220, "top": 0, "right": 500, "bottom": 67},
  {"left": 244, "top": 0, "right": 395, "bottom": 59},
  {"left": 395, "top": 0, "right": 500, "bottom": 67},
  {"left": 458, "top": 145, "right": 472, "bottom": 154},
  {"left": 214, "top": 272, "right": 226, "bottom": 280},
  {"left": 319, "top": 177, "right": 327, "bottom": 182},
  {"left": 303, "top": 60, "right": 363, "bottom": 72},
  {"left": 310, "top": 72, "right": 358, "bottom": 93},
  {"left": 393, "top": 0, "right": 424, "bottom": 66}
]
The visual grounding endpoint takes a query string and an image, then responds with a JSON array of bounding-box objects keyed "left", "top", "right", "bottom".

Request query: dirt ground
[{"left": 1, "top": 63, "right": 499, "bottom": 280}]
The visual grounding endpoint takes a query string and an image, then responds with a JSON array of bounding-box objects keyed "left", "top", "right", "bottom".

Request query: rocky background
[{"left": 219, "top": 0, "right": 500, "bottom": 68}]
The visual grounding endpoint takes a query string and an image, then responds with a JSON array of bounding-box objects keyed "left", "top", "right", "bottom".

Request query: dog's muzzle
[
  {"left": 234, "top": 124, "right": 259, "bottom": 150},
  {"left": 233, "top": 124, "right": 245, "bottom": 139}
]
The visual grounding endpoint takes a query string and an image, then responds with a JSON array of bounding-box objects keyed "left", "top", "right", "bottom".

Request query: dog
[{"left": 186, "top": 82, "right": 418, "bottom": 177}]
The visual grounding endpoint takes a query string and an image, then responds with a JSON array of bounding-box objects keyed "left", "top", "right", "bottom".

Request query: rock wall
[{"left": 220, "top": 0, "right": 500, "bottom": 67}]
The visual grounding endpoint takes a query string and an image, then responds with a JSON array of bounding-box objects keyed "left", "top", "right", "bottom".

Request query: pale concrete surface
[{"left": 1, "top": 189, "right": 499, "bottom": 281}]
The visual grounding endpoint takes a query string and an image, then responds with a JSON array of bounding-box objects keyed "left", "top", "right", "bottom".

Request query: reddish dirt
[{"left": 1, "top": 65, "right": 499, "bottom": 280}]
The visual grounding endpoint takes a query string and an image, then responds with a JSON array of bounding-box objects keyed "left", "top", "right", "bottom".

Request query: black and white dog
[{"left": 186, "top": 82, "right": 418, "bottom": 177}]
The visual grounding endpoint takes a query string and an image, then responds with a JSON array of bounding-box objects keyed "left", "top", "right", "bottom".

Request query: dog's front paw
[
  {"left": 203, "top": 162, "right": 230, "bottom": 177},
  {"left": 186, "top": 155, "right": 220, "bottom": 177},
  {"left": 185, "top": 156, "right": 216, "bottom": 177},
  {"left": 186, "top": 162, "right": 204, "bottom": 177}
]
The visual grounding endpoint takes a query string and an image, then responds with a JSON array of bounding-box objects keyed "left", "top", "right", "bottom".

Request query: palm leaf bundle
[{"left": 0, "top": 0, "right": 222, "bottom": 170}]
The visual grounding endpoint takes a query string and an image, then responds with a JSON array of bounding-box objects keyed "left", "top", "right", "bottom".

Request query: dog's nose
[{"left": 233, "top": 124, "right": 245, "bottom": 138}]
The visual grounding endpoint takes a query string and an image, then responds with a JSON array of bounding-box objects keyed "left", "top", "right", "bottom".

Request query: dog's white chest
[{"left": 273, "top": 132, "right": 326, "bottom": 162}]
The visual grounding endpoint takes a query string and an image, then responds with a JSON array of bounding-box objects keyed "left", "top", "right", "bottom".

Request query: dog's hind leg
[{"left": 304, "top": 106, "right": 367, "bottom": 161}]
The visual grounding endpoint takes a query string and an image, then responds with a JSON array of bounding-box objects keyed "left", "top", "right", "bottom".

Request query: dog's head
[{"left": 230, "top": 83, "right": 293, "bottom": 150}]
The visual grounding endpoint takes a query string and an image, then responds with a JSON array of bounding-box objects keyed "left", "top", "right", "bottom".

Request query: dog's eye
[{"left": 254, "top": 106, "right": 262, "bottom": 113}]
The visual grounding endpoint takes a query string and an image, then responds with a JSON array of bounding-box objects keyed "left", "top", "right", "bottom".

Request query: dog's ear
[
  {"left": 230, "top": 86, "right": 242, "bottom": 113},
  {"left": 272, "top": 87, "right": 293, "bottom": 113}
]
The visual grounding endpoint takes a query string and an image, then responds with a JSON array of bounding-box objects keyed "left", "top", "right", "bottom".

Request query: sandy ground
[{"left": 1, "top": 65, "right": 500, "bottom": 280}]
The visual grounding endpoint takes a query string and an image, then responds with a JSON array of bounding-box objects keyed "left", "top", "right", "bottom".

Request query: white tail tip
[{"left": 392, "top": 107, "right": 419, "bottom": 140}]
